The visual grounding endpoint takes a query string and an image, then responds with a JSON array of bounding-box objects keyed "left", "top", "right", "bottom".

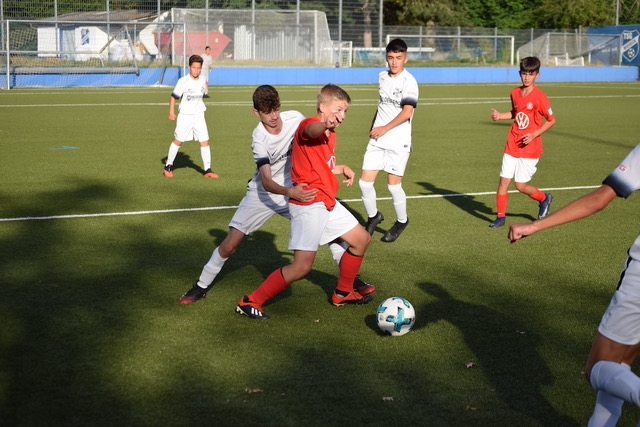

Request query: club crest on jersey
[
  {"left": 622, "top": 30, "right": 639, "bottom": 62},
  {"left": 515, "top": 112, "right": 530, "bottom": 129},
  {"left": 327, "top": 156, "right": 336, "bottom": 171},
  {"left": 526, "top": 102, "right": 534, "bottom": 110}
]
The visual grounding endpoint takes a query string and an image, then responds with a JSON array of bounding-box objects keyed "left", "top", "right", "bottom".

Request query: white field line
[
  {"left": 1, "top": 93, "right": 639, "bottom": 109},
  {"left": 0, "top": 185, "right": 599, "bottom": 222}
]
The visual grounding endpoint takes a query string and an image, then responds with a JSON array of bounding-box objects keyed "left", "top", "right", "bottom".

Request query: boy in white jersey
[
  {"left": 359, "top": 38, "right": 419, "bottom": 243},
  {"left": 163, "top": 54, "right": 218, "bottom": 178},
  {"left": 201, "top": 46, "right": 213, "bottom": 97},
  {"left": 180, "top": 85, "right": 374, "bottom": 304},
  {"left": 509, "top": 144, "right": 640, "bottom": 426}
]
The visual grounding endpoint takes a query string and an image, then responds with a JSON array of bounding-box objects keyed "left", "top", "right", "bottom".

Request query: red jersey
[
  {"left": 504, "top": 85, "right": 554, "bottom": 159},
  {"left": 290, "top": 116, "right": 339, "bottom": 210}
]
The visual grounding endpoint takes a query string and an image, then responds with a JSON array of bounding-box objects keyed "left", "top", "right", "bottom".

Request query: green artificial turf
[{"left": 1, "top": 81, "right": 640, "bottom": 425}]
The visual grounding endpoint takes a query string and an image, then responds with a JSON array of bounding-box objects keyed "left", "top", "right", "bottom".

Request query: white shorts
[
  {"left": 499, "top": 154, "right": 539, "bottom": 182},
  {"left": 598, "top": 255, "right": 640, "bottom": 345},
  {"left": 288, "top": 201, "right": 358, "bottom": 251},
  {"left": 228, "top": 189, "right": 290, "bottom": 235},
  {"left": 174, "top": 112, "right": 209, "bottom": 143},
  {"left": 362, "top": 144, "right": 410, "bottom": 176}
]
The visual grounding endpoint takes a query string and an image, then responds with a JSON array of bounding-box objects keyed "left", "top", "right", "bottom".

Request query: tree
[{"left": 535, "top": 0, "right": 614, "bottom": 28}]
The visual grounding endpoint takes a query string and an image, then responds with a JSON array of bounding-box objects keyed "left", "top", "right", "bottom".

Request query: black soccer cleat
[
  {"left": 364, "top": 211, "right": 384, "bottom": 235},
  {"left": 179, "top": 283, "right": 207, "bottom": 304},
  {"left": 381, "top": 218, "right": 409, "bottom": 243}
]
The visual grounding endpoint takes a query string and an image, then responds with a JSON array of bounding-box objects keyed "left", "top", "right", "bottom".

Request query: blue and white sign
[{"left": 622, "top": 29, "right": 639, "bottom": 63}]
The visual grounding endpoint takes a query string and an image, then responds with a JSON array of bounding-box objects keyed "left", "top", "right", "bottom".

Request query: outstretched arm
[{"left": 509, "top": 184, "right": 617, "bottom": 243}]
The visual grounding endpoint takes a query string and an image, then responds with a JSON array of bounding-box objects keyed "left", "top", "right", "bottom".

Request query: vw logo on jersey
[
  {"left": 515, "top": 112, "right": 530, "bottom": 130},
  {"left": 622, "top": 30, "right": 639, "bottom": 63}
]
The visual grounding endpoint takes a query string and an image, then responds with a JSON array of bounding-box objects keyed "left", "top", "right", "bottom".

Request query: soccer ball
[{"left": 376, "top": 297, "right": 416, "bottom": 336}]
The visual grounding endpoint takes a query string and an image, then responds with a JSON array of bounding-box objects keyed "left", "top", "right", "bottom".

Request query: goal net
[
  {"left": 1, "top": 8, "right": 336, "bottom": 88},
  {"left": 352, "top": 33, "right": 515, "bottom": 65},
  {"left": 1, "top": 18, "right": 186, "bottom": 88},
  {"left": 517, "top": 32, "right": 622, "bottom": 65}
]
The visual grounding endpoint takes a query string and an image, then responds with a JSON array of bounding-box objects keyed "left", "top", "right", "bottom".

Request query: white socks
[
  {"left": 359, "top": 179, "right": 378, "bottom": 218},
  {"left": 328, "top": 241, "right": 347, "bottom": 265},
  {"left": 166, "top": 142, "right": 180, "bottom": 166},
  {"left": 197, "top": 247, "right": 228, "bottom": 289},
  {"left": 588, "top": 361, "right": 640, "bottom": 426},
  {"left": 588, "top": 389, "right": 623, "bottom": 427},
  {"left": 200, "top": 145, "right": 212, "bottom": 170},
  {"left": 388, "top": 183, "right": 407, "bottom": 223}
]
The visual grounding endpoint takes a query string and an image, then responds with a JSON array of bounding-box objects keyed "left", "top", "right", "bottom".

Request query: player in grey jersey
[{"left": 509, "top": 144, "right": 640, "bottom": 426}]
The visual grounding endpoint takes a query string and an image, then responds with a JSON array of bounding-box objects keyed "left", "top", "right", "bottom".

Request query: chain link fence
[{"left": 0, "top": 1, "right": 634, "bottom": 88}]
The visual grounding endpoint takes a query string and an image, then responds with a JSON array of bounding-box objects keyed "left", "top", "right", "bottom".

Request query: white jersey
[
  {"left": 247, "top": 110, "right": 305, "bottom": 191},
  {"left": 596, "top": 144, "right": 640, "bottom": 344},
  {"left": 201, "top": 54, "right": 213, "bottom": 81},
  {"left": 371, "top": 68, "right": 419, "bottom": 152},
  {"left": 604, "top": 144, "right": 640, "bottom": 199},
  {"left": 603, "top": 144, "right": 640, "bottom": 264},
  {"left": 172, "top": 74, "right": 207, "bottom": 115}
]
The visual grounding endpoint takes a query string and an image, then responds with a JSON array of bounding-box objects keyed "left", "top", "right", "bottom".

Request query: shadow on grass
[
  {"left": 417, "top": 181, "right": 536, "bottom": 224},
  {"left": 161, "top": 152, "right": 207, "bottom": 176},
  {"left": 416, "top": 281, "right": 579, "bottom": 426},
  {"left": 202, "top": 228, "right": 351, "bottom": 305}
]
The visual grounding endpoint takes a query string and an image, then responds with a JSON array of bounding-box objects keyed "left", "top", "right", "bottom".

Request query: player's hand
[
  {"left": 369, "top": 126, "right": 387, "bottom": 140},
  {"left": 520, "top": 133, "right": 533, "bottom": 145},
  {"left": 508, "top": 223, "right": 535, "bottom": 243},
  {"left": 326, "top": 110, "right": 344, "bottom": 129},
  {"left": 289, "top": 183, "right": 317, "bottom": 202},
  {"left": 169, "top": 112, "right": 177, "bottom": 121},
  {"left": 341, "top": 166, "right": 354, "bottom": 186},
  {"left": 490, "top": 108, "right": 500, "bottom": 121}
]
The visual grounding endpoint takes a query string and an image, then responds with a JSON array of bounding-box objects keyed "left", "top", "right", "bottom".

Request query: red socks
[
  {"left": 336, "top": 251, "right": 363, "bottom": 294},
  {"left": 248, "top": 268, "right": 289, "bottom": 306},
  {"left": 530, "top": 189, "right": 546, "bottom": 203},
  {"left": 496, "top": 193, "right": 508, "bottom": 217}
]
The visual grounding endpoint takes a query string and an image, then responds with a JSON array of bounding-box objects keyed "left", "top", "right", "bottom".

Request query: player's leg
[
  {"left": 236, "top": 250, "right": 317, "bottom": 320},
  {"left": 180, "top": 192, "right": 282, "bottom": 304},
  {"left": 164, "top": 139, "right": 182, "bottom": 177},
  {"left": 513, "top": 157, "right": 552, "bottom": 218},
  {"left": 237, "top": 203, "right": 325, "bottom": 319},
  {"left": 587, "top": 339, "right": 640, "bottom": 426},
  {"left": 379, "top": 149, "right": 410, "bottom": 242},
  {"left": 165, "top": 113, "right": 190, "bottom": 177},
  {"left": 360, "top": 145, "right": 385, "bottom": 234},
  {"left": 327, "top": 238, "right": 376, "bottom": 296},
  {"left": 489, "top": 154, "right": 515, "bottom": 227},
  {"left": 194, "top": 115, "right": 218, "bottom": 178},
  {"left": 586, "top": 263, "right": 640, "bottom": 422},
  {"left": 319, "top": 202, "right": 373, "bottom": 305}
]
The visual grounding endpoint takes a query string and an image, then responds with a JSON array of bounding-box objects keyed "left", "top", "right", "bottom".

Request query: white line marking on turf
[{"left": 0, "top": 185, "right": 600, "bottom": 222}]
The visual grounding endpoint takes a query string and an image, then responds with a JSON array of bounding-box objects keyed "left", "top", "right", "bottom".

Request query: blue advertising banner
[{"left": 589, "top": 24, "right": 640, "bottom": 65}]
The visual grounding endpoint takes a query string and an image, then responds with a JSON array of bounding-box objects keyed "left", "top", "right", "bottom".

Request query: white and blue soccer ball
[{"left": 376, "top": 297, "right": 416, "bottom": 336}]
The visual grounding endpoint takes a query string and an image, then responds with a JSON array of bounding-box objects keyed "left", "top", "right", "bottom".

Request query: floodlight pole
[
  {"left": 379, "top": 0, "right": 383, "bottom": 48},
  {"left": 4, "top": 20, "right": 9, "bottom": 90}
]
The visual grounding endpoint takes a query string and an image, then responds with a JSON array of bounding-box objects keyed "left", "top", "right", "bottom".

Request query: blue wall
[{"left": 10, "top": 65, "right": 638, "bottom": 88}]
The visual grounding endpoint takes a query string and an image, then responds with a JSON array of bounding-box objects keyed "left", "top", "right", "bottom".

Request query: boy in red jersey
[
  {"left": 236, "top": 84, "right": 374, "bottom": 320},
  {"left": 488, "top": 56, "right": 556, "bottom": 228}
]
